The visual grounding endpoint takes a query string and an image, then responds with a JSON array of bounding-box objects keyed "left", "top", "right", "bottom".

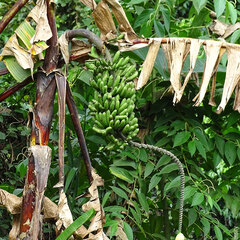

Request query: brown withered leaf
[
  {"left": 27, "top": 0, "right": 52, "bottom": 43},
  {"left": 80, "top": 0, "right": 97, "bottom": 9},
  {"left": 217, "top": 45, "right": 240, "bottom": 113},
  {"left": 209, "top": 47, "right": 226, "bottom": 106},
  {"left": 233, "top": 81, "right": 240, "bottom": 112},
  {"left": 1, "top": 34, "right": 34, "bottom": 70},
  {"left": 136, "top": 39, "right": 161, "bottom": 90},
  {"left": 161, "top": 38, "right": 190, "bottom": 104},
  {"left": 59, "top": 33, "right": 70, "bottom": 65},
  {"left": 0, "top": 188, "right": 22, "bottom": 214},
  {"left": 92, "top": 1, "right": 117, "bottom": 40},
  {"left": 105, "top": 0, "right": 137, "bottom": 40},
  {"left": 193, "top": 40, "right": 222, "bottom": 106},
  {"left": 75, "top": 169, "right": 109, "bottom": 240},
  {"left": 210, "top": 19, "right": 240, "bottom": 38},
  {"left": 178, "top": 39, "right": 203, "bottom": 103},
  {"left": 70, "top": 39, "right": 91, "bottom": 60},
  {"left": 56, "top": 190, "right": 74, "bottom": 240}
]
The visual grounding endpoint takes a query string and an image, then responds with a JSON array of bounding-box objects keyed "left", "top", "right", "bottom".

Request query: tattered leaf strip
[
  {"left": 56, "top": 73, "right": 67, "bottom": 187},
  {"left": 75, "top": 169, "right": 109, "bottom": 239},
  {"left": 136, "top": 39, "right": 161, "bottom": 90},
  {"left": 194, "top": 40, "right": 222, "bottom": 106},
  {"left": 1, "top": 34, "right": 33, "bottom": 70},
  {"left": 92, "top": 1, "right": 117, "bottom": 40},
  {"left": 217, "top": 45, "right": 240, "bottom": 112},
  {"left": 179, "top": 39, "right": 203, "bottom": 102},
  {"left": 79, "top": 0, "right": 97, "bottom": 10},
  {"left": 27, "top": 0, "right": 52, "bottom": 43},
  {"left": 171, "top": 38, "right": 190, "bottom": 103},
  {"left": 105, "top": 0, "right": 137, "bottom": 40},
  {"left": 56, "top": 190, "right": 74, "bottom": 240},
  {"left": 209, "top": 47, "right": 226, "bottom": 106},
  {"left": 56, "top": 209, "right": 95, "bottom": 240},
  {"left": 233, "top": 81, "right": 240, "bottom": 112},
  {"left": 58, "top": 33, "right": 70, "bottom": 65},
  {"left": 165, "top": 38, "right": 189, "bottom": 102}
]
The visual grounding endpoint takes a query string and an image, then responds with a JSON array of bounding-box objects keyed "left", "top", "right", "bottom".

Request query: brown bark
[
  {"left": 66, "top": 82, "right": 93, "bottom": 183},
  {"left": 0, "top": 0, "right": 29, "bottom": 34}
]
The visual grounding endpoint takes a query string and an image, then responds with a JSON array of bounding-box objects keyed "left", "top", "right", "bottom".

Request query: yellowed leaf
[
  {"left": 194, "top": 40, "right": 222, "bottom": 106},
  {"left": 136, "top": 39, "right": 161, "bottom": 90},
  {"left": 217, "top": 45, "right": 240, "bottom": 112},
  {"left": 1, "top": 34, "right": 34, "bottom": 70}
]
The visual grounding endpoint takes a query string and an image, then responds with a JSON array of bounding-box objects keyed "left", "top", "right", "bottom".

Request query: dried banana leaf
[
  {"left": 92, "top": 1, "right": 117, "bottom": 40},
  {"left": 194, "top": 40, "right": 222, "bottom": 106},
  {"left": 217, "top": 45, "right": 240, "bottom": 113},
  {"left": 137, "top": 39, "right": 161, "bottom": 90}
]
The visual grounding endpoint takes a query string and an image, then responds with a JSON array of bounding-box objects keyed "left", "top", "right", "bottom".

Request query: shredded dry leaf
[
  {"left": 92, "top": 1, "right": 117, "bottom": 40},
  {"left": 80, "top": 0, "right": 97, "bottom": 10},
  {"left": 178, "top": 39, "right": 203, "bottom": 103},
  {"left": 193, "top": 40, "right": 222, "bottom": 106},
  {"left": 70, "top": 39, "right": 91, "bottom": 60},
  {"left": 233, "top": 81, "right": 240, "bottom": 112},
  {"left": 56, "top": 190, "right": 74, "bottom": 240},
  {"left": 209, "top": 47, "right": 226, "bottom": 106},
  {"left": 59, "top": 33, "right": 70, "bottom": 65},
  {"left": 136, "top": 39, "right": 161, "bottom": 90},
  {"left": 217, "top": 45, "right": 240, "bottom": 113},
  {"left": 27, "top": 0, "right": 52, "bottom": 43},
  {"left": 1, "top": 34, "right": 33, "bottom": 70},
  {"left": 75, "top": 169, "right": 109, "bottom": 240},
  {"left": 104, "top": 0, "right": 137, "bottom": 40}
]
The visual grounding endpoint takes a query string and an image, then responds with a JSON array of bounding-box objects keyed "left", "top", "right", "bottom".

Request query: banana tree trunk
[{"left": 18, "top": 0, "right": 59, "bottom": 238}]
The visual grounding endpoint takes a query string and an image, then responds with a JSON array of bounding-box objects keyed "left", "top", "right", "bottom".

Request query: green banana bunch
[{"left": 86, "top": 51, "right": 139, "bottom": 150}]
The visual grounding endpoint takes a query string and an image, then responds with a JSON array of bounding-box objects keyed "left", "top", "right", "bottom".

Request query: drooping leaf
[
  {"left": 201, "top": 218, "right": 210, "bottom": 236},
  {"left": 214, "top": 0, "right": 226, "bottom": 18},
  {"left": 225, "top": 141, "right": 236, "bottom": 165},
  {"left": 144, "top": 162, "right": 155, "bottom": 179},
  {"left": 214, "top": 226, "right": 223, "bottom": 240},
  {"left": 188, "top": 208, "right": 197, "bottom": 227},
  {"left": 227, "top": 2, "right": 237, "bottom": 24},
  {"left": 188, "top": 140, "right": 196, "bottom": 156},
  {"left": 56, "top": 209, "right": 95, "bottom": 240},
  {"left": 194, "top": 139, "right": 207, "bottom": 159},
  {"left": 173, "top": 132, "right": 191, "bottom": 147},
  {"left": 148, "top": 174, "right": 161, "bottom": 191},
  {"left": 193, "top": 0, "right": 207, "bottom": 14},
  {"left": 191, "top": 192, "right": 204, "bottom": 206},
  {"left": 184, "top": 186, "right": 196, "bottom": 200},
  {"left": 123, "top": 221, "right": 133, "bottom": 240},
  {"left": 160, "top": 163, "right": 178, "bottom": 175},
  {"left": 111, "top": 186, "right": 129, "bottom": 200},
  {"left": 137, "top": 192, "right": 149, "bottom": 215}
]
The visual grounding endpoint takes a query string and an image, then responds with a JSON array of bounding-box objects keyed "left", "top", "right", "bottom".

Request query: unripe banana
[{"left": 113, "top": 51, "right": 121, "bottom": 64}]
